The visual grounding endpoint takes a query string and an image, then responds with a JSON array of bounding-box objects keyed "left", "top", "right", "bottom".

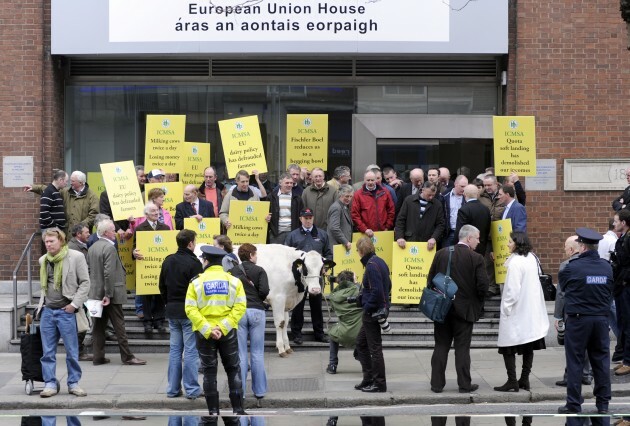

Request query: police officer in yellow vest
[{"left": 185, "top": 245, "right": 247, "bottom": 425}]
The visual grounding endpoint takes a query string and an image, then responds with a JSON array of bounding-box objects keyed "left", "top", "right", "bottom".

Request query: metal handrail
[{"left": 12, "top": 232, "right": 40, "bottom": 340}]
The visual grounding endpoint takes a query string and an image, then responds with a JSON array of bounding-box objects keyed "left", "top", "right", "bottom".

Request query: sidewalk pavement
[{"left": 1, "top": 344, "right": 629, "bottom": 411}]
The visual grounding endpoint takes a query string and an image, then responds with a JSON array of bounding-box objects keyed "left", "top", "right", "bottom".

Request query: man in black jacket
[
  {"left": 268, "top": 173, "right": 304, "bottom": 244},
  {"left": 159, "top": 229, "right": 204, "bottom": 399},
  {"left": 455, "top": 184, "right": 492, "bottom": 256},
  {"left": 427, "top": 225, "right": 488, "bottom": 393},
  {"left": 395, "top": 182, "right": 445, "bottom": 251}
]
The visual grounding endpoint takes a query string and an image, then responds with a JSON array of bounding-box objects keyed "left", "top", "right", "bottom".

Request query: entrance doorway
[{"left": 352, "top": 114, "right": 495, "bottom": 181}]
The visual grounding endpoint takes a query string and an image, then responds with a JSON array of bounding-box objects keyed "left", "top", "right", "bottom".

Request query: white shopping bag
[{"left": 84, "top": 299, "right": 104, "bottom": 318}]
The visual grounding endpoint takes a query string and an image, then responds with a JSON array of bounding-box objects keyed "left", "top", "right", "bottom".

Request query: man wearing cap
[
  {"left": 558, "top": 228, "right": 613, "bottom": 415},
  {"left": 285, "top": 208, "right": 333, "bottom": 344},
  {"left": 185, "top": 245, "right": 246, "bottom": 424}
]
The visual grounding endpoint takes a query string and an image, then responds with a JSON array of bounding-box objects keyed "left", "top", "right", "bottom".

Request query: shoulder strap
[
  {"left": 532, "top": 252, "right": 544, "bottom": 275},
  {"left": 238, "top": 263, "right": 254, "bottom": 286},
  {"left": 446, "top": 246, "right": 455, "bottom": 277}
]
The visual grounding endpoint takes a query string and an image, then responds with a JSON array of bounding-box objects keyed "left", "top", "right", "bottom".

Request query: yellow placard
[
  {"left": 493, "top": 116, "right": 537, "bottom": 176},
  {"left": 391, "top": 242, "right": 436, "bottom": 304},
  {"left": 181, "top": 142, "right": 210, "bottom": 185},
  {"left": 184, "top": 217, "right": 221, "bottom": 245},
  {"left": 117, "top": 234, "right": 136, "bottom": 292},
  {"left": 135, "top": 230, "right": 178, "bottom": 295},
  {"left": 286, "top": 114, "right": 328, "bottom": 171},
  {"left": 491, "top": 219, "right": 513, "bottom": 284},
  {"left": 87, "top": 172, "right": 106, "bottom": 199},
  {"left": 226, "top": 200, "right": 270, "bottom": 244},
  {"left": 218, "top": 115, "right": 267, "bottom": 178},
  {"left": 352, "top": 231, "right": 394, "bottom": 272},
  {"left": 99, "top": 161, "right": 144, "bottom": 221},
  {"left": 144, "top": 182, "right": 183, "bottom": 219},
  {"left": 333, "top": 243, "right": 364, "bottom": 285},
  {"left": 145, "top": 114, "right": 186, "bottom": 174}
]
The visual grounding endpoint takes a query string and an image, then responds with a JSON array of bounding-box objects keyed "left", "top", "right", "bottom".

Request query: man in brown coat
[{"left": 427, "top": 225, "right": 488, "bottom": 393}]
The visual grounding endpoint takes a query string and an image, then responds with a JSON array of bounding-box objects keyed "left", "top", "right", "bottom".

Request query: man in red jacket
[{"left": 351, "top": 170, "right": 395, "bottom": 238}]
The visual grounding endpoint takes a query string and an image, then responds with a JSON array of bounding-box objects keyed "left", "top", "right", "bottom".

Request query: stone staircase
[{"left": 9, "top": 295, "right": 503, "bottom": 353}]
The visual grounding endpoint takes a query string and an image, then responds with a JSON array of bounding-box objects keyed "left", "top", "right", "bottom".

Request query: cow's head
[{"left": 293, "top": 251, "right": 336, "bottom": 295}]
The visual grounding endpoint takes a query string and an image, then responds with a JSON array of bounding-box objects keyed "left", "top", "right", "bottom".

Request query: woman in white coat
[{"left": 494, "top": 232, "right": 549, "bottom": 392}]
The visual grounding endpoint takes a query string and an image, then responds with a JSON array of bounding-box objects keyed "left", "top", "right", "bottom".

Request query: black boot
[
  {"left": 229, "top": 390, "right": 247, "bottom": 415},
  {"left": 205, "top": 393, "right": 220, "bottom": 415},
  {"left": 519, "top": 352, "right": 533, "bottom": 390},
  {"left": 494, "top": 354, "right": 519, "bottom": 392}
]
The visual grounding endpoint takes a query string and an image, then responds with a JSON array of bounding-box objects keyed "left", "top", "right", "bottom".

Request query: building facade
[{"left": 1, "top": 0, "right": 629, "bottom": 279}]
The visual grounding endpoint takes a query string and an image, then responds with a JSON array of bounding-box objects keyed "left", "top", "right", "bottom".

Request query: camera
[
  {"left": 557, "top": 320, "right": 565, "bottom": 346},
  {"left": 372, "top": 308, "right": 391, "bottom": 333}
]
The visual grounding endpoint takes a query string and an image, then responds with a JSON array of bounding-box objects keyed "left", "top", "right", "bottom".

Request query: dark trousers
[
  {"left": 92, "top": 303, "right": 133, "bottom": 363},
  {"left": 142, "top": 295, "right": 165, "bottom": 328},
  {"left": 291, "top": 292, "right": 324, "bottom": 338},
  {"left": 196, "top": 329, "right": 242, "bottom": 410},
  {"left": 613, "top": 294, "right": 625, "bottom": 360},
  {"left": 620, "top": 288, "right": 630, "bottom": 365},
  {"left": 430, "top": 311, "right": 474, "bottom": 390},
  {"left": 431, "top": 417, "right": 471, "bottom": 426},
  {"left": 356, "top": 312, "right": 386, "bottom": 389},
  {"left": 564, "top": 315, "right": 611, "bottom": 413}
]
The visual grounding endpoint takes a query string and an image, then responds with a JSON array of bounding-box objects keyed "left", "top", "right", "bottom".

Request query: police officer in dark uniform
[
  {"left": 558, "top": 228, "right": 613, "bottom": 417},
  {"left": 285, "top": 208, "right": 333, "bottom": 345}
]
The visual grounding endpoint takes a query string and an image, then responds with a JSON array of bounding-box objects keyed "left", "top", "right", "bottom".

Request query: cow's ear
[{"left": 323, "top": 259, "right": 336, "bottom": 269}]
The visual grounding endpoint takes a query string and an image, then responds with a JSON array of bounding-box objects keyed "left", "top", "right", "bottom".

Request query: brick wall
[
  {"left": 506, "top": 0, "right": 630, "bottom": 276},
  {"left": 0, "top": 1, "right": 63, "bottom": 280}
]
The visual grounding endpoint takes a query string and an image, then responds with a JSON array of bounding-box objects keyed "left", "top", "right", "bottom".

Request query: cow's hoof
[
  {"left": 279, "top": 352, "right": 289, "bottom": 358},
  {"left": 285, "top": 348, "right": 294, "bottom": 354}
]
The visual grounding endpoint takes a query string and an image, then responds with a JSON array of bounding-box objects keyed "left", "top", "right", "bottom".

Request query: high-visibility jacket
[{"left": 185, "top": 265, "right": 246, "bottom": 339}]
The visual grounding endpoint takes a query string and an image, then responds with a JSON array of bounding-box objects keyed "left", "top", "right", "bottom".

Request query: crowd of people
[{"left": 23, "top": 162, "right": 630, "bottom": 425}]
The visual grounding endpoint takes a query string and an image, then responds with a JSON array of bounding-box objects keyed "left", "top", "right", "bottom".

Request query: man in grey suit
[
  {"left": 327, "top": 184, "right": 354, "bottom": 252},
  {"left": 87, "top": 219, "right": 146, "bottom": 366}
]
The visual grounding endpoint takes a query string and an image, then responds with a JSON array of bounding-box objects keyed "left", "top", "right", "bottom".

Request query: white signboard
[
  {"left": 3, "top": 156, "right": 33, "bottom": 188},
  {"left": 51, "top": 0, "right": 508, "bottom": 54},
  {"left": 525, "top": 159, "right": 556, "bottom": 191},
  {"left": 109, "top": 0, "right": 449, "bottom": 43}
]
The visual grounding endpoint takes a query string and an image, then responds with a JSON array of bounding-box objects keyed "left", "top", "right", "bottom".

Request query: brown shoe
[
  {"left": 615, "top": 365, "right": 630, "bottom": 376},
  {"left": 123, "top": 357, "right": 147, "bottom": 366},
  {"left": 93, "top": 358, "right": 111, "bottom": 366},
  {"left": 614, "top": 363, "right": 625, "bottom": 372},
  {"left": 79, "top": 353, "right": 94, "bottom": 362}
]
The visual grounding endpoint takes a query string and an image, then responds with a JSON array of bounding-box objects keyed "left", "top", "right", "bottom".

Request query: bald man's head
[{"left": 564, "top": 235, "right": 579, "bottom": 258}]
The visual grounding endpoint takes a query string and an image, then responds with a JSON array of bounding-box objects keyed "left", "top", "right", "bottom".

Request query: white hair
[
  {"left": 96, "top": 219, "right": 114, "bottom": 237},
  {"left": 144, "top": 201, "right": 158, "bottom": 215},
  {"left": 71, "top": 171, "right": 86, "bottom": 183}
]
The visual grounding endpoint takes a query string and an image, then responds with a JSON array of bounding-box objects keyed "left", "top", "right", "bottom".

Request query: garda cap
[
  {"left": 300, "top": 208, "right": 314, "bottom": 217},
  {"left": 575, "top": 227, "right": 603, "bottom": 245},
  {"left": 200, "top": 245, "right": 227, "bottom": 260}
]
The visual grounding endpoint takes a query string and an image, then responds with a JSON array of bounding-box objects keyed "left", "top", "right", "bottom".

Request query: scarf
[
  {"left": 419, "top": 198, "right": 429, "bottom": 219},
  {"left": 40, "top": 245, "right": 68, "bottom": 292}
]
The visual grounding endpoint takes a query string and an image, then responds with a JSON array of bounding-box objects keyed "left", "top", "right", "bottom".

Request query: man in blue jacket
[{"left": 498, "top": 184, "right": 527, "bottom": 232}]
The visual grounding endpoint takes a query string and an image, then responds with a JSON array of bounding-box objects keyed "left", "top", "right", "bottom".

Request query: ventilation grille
[
  {"left": 69, "top": 59, "right": 210, "bottom": 76},
  {"left": 68, "top": 58, "right": 498, "bottom": 78},
  {"left": 212, "top": 59, "right": 353, "bottom": 76},
  {"left": 355, "top": 59, "right": 497, "bottom": 77}
]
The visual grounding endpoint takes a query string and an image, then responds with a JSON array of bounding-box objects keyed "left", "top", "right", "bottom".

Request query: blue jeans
[
  {"left": 167, "top": 318, "right": 201, "bottom": 397},
  {"left": 42, "top": 416, "right": 81, "bottom": 426},
  {"left": 168, "top": 416, "right": 199, "bottom": 426},
  {"left": 237, "top": 309, "right": 267, "bottom": 397},
  {"left": 40, "top": 307, "right": 81, "bottom": 390},
  {"left": 134, "top": 295, "right": 143, "bottom": 316}
]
